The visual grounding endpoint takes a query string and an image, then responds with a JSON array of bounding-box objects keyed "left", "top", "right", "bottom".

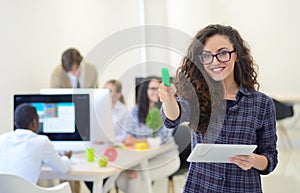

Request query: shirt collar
[
  {"left": 14, "top": 128, "right": 36, "bottom": 135},
  {"left": 238, "top": 85, "right": 252, "bottom": 97},
  {"left": 234, "top": 85, "right": 254, "bottom": 103},
  {"left": 67, "top": 63, "right": 84, "bottom": 87},
  {"left": 67, "top": 72, "right": 77, "bottom": 81}
]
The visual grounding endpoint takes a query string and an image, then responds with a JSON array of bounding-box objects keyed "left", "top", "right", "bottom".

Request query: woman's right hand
[
  {"left": 158, "top": 83, "right": 180, "bottom": 121},
  {"left": 158, "top": 83, "right": 176, "bottom": 103}
]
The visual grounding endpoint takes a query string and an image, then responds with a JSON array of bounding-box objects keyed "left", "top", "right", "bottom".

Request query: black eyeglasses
[{"left": 198, "top": 49, "right": 236, "bottom": 65}]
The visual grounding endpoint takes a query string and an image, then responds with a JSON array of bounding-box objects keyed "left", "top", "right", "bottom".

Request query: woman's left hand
[{"left": 229, "top": 153, "right": 256, "bottom": 170}]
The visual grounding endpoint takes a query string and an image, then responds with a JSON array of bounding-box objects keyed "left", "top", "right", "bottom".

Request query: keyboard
[{"left": 52, "top": 141, "right": 90, "bottom": 153}]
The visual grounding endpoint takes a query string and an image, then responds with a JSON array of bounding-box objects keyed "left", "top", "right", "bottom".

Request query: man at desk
[{"left": 0, "top": 103, "right": 71, "bottom": 184}]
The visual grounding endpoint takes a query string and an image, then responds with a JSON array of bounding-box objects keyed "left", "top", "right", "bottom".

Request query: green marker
[{"left": 161, "top": 68, "right": 170, "bottom": 87}]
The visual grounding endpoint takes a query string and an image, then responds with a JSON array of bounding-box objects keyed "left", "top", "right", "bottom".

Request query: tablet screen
[{"left": 187, "top": 143, "right": 257, "bottom": 163}]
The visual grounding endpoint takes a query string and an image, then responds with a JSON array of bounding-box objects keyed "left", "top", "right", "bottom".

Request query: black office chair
[
  {"left": 168, "top": 122, "right": 191, "bottom": 193},
  {"left": 272, "top": 98, "right": 294, "bottom": 149}
]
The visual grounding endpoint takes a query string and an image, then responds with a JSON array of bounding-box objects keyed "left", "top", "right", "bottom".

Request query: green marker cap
[{"left": 161, "top": 68, "right": 170, "bottom": 87}]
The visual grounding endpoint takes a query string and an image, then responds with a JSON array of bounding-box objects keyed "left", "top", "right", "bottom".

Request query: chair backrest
[
  {"left": 172, "top": 122, "right": 191, "bottom": 172},
  {"left": 272, "top": 98, "right": 294, "bottom": 120},
  {"left": 0, "top": 174, "right": 72, "bottom": 193}
]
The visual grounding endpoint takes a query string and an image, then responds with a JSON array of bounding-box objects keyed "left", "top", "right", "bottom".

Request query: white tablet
[{"left": 187, "top": 143, "right": 257, "bottom": 163}]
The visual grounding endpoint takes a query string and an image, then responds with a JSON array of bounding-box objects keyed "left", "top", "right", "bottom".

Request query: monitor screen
[
  {"left": 14, "top": 94, "right": 90, "bottom": 141},
  {"left": 40, "top": 88, "right": 116, "bottom": 144}
]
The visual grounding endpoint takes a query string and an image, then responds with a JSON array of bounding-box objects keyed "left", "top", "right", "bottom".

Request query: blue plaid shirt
[{"left": 163, "top": 86, "right": 278, "bottom": 193}]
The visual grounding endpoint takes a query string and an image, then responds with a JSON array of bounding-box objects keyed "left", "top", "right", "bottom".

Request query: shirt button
[{"left": 219, "top": 176, "right": 224, "bottom": 181}]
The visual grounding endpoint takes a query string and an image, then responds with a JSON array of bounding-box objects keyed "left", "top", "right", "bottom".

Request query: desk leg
[
  {"left": 103, "top": 172, "right": 121, "bottom": 193},
  {"left": 140, "top": 160, "right": 153, "bottom": 193},
  {"left": 289, "top": 110, "right": 300, "bottom": 129},
  {"left": 93, "top": 177, "right": 103, "bottom": 193}
]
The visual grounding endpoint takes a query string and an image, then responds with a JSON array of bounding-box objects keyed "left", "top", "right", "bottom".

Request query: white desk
[{"left": 40, "top": 143, "right": 174, "bottom": 193}]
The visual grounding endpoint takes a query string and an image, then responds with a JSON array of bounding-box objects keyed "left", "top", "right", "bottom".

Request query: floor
[{"left": 261, "top": 124, "right": 300, "bottom": 193}]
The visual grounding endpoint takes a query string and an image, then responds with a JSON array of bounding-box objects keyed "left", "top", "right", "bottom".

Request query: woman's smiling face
[{"left": 202, "top": 34, "right": 237, "bottom": 82}]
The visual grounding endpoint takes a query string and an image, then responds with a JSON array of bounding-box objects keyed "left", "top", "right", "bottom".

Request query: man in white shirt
[{"left": 0, "top": 103, "right": 71, "bottom": 184}]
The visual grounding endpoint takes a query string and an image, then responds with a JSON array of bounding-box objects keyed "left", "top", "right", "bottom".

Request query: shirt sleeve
[
  {"left": 41, "top": 137, "right": 71, "bottom": 174},
  {"left": 124, "top": 106, "right": 140, "bottom": 137},
  {"left": 255, "top": 96, "right": 278, "bottom": 175},
  {"left": 161, "top": 97, "right": 192, "bottom": 129}
]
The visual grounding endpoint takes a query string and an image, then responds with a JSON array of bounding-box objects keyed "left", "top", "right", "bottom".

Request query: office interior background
[
  {"left": 1, "top": 0, "right": 300, "bottom": 133},
  {"left": 1, "top": 1, "right": 300, "bottom": 192}
]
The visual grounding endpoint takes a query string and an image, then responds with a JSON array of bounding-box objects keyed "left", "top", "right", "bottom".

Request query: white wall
[
  {"left": 0, "top": 0, "right": 142, "bottom": 133},
  {"left": 1, "top": 0, "right": 300, "bottom": 133},
  {"left": 165, "top": 0, "right": 300, "bottom": 98}
]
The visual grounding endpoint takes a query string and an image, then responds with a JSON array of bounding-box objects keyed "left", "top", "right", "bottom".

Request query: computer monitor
[
  {"left": 13, "top": 94, "right": 90, "bottom": 142},
  {"left": 40, "top": 88, "right": 116, "bottom": 144}
]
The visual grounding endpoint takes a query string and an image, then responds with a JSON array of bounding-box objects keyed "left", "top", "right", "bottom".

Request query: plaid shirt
[{"left": 163, "top": 86, "right": 278, "bottom": 193}]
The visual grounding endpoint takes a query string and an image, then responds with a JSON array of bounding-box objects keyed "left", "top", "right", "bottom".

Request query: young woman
[
  {"left": 124, "top": 76, "right": 166, "bottom": 141},
  {"left": 158, "top": 24, "right": 278, "bottom": 193}
]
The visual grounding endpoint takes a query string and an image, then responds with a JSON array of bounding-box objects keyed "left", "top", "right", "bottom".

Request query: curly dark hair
[
  {"left": 137, "top": 76, "right": 161, "bottom": 124},
  {"left": 175, "top": 24, "right": 259, "bottom": 135}
]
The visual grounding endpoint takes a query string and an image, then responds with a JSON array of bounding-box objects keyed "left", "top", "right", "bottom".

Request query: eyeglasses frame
[{"left": 199, "top": 49, "right": 236, "bottom": 65}]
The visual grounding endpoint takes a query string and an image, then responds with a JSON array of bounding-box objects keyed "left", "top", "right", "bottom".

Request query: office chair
[
  {"left": 0, "top": 174, "right": 72, "bottom": 193},
  {"left": 272, "top": 98, "right": 294, "bottom": 149},
  {"left": 168, "top": 122, "right": 191, "bottom": 193}
]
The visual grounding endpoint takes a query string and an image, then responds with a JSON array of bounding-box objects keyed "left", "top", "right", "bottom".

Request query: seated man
[{"left": 0, "top": 103, "right": 71, "bottom": 184}]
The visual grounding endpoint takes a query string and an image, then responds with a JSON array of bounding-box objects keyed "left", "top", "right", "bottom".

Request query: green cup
[{"left": 86, "top": 147, "right": 95, "bottom": 162}]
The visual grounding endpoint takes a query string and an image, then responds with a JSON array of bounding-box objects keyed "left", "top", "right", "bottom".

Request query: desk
[{"left": 40, "top": 143, "right": 174, "bottom": 193}]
